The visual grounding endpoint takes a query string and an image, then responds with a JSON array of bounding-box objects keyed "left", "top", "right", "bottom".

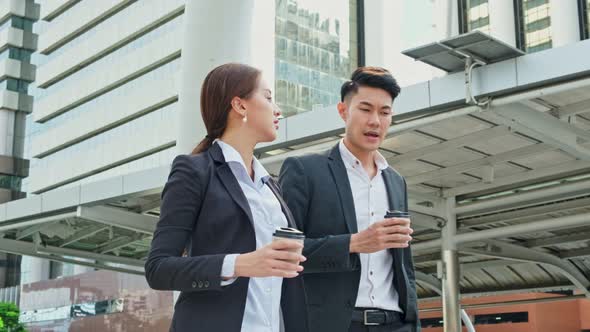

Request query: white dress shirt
[
  {"left": 339, "top": 140, "right": 403, "bottom": 312},
  {"left": 216, "top": 140, "right": 288, "bottom": 332}
]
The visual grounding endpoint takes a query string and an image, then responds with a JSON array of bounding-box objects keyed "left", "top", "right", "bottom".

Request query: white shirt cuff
[{"left": 220, "top": 254, "right": 239, "bottom": 286}]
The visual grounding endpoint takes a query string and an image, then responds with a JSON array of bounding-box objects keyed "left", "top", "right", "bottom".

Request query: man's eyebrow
[{"left": 358, "top": 101, "right": 391, "bottom": 109}]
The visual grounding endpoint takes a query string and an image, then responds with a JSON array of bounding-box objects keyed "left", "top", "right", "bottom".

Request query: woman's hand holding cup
[{"left": 234, "top": 227, "right": 306, "bottom": 278}]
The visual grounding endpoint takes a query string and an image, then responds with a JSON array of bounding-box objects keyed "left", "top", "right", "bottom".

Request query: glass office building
[{"left": 275, "top": 0, "right": 359, "bottom": 117}]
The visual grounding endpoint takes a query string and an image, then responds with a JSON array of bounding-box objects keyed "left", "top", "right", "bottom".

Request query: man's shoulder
[
  {"left": 383, "top": 165, "right": 407, "bottom": 191},
  {"left": 384, "top": 165, "right": 404, "bottom": 180},
  {"left": 285, "top": 149, "right": 332, "bottom": 168}
]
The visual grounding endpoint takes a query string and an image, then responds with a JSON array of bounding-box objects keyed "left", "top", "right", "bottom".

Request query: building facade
[{"left": 0, "top": 0, "right": 38, "bottom": 302}]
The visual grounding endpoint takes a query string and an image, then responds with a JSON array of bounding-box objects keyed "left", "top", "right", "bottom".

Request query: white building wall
[
  {"left": 37, "top": 0, "right": 77, "bottom": 21},
  {"left": 488, "top": 0, "right": 517, "bottom": 47},
  {"left": 31, "top": 73, "right": 179, "bottom": 158},
  {"left": 34, "top": 29, "right": 182, "bottom": 121},
  {"left": 549, "top": 0, "right": 581, "bottom": 48},
  {"left": 363, "top": 0, "right": 452, "bottom": 87},
  {"left": 37, "top": 0, "right": 131, "bottom": 53},
  {"left": 28, "top": 1, "right": 186, "bottom": 194},
  {"left": 35, "top": 0, "right": 184, "bottom": 88}
]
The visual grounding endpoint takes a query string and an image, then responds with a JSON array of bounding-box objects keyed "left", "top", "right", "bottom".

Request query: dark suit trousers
[{"left": 348, "top": 320, "right": 416, "bottom": 332}]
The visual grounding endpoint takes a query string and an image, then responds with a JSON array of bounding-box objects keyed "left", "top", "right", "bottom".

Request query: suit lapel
[
  {"left": 382, "top": 169, "right": 404, "bottom": 212},
  {"left": 382, "top": 168, "right": 406, "bottom": 263},
  {"left": 266, "top": 178, "right": 297, "bottom": 228},
  {"left": 328, "top": 145, "right": 358, "bottom": 234},
  {"left": 209, "top": 143, "right": 254, "bottom": 227},
  {"left": 382, "top": 168, "right": 410, "bottom": 313}
]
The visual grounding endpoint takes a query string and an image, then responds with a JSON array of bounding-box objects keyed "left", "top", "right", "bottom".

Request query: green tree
[{"left": 0, "top": 302, "right": 26, "bottom": 332}]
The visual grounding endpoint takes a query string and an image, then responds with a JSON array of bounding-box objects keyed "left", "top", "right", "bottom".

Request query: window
[
  {"left": 0, "top": 79, "right": 30, "bottom": 94},
  {"left": 421, "top": 312, "right": 528, "bottom": 327},
  {"left": 0, "top": 175, "right": 22, "bottom": 191},
  {"left": 0, "top": 48, "right": 33, "bottom": 62},
  {"left": 579, "top": 0, "right": 590, "bottom": 39},
  {"left": 275, "top": 0, "right": 361, "bottom": 117},
  {"left": 474, "top": 311, "right": 529, "bottom": 324},
  {"left": 420, "top": 317, "right": 444, "bottom": 328},
  {"left": 515, "top": 0, "right": 553, "bottom": 53},
  {"left": 0, "top": 17, "right": 35, "bottom": 34},
  {"left": 459, "top": 0, "right": 491, "bottom": 34}
]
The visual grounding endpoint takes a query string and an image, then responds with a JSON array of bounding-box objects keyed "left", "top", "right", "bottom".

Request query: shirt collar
[
  {"left": 338, "top": 139, "right": 389, "bottom": 171},
  {"left": 215, "top": 140, "right": 270, "bottom": 185}
]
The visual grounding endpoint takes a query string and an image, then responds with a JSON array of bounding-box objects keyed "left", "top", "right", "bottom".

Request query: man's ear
[{"left": 337, "top": 102, "right": 348, "bottom": 122}]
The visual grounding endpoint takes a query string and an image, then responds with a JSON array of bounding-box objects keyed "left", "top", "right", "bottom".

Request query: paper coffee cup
[
  {"left": 384, "top": 210, "right": 410, "bottom": 219},
  {"left": 272, "top": 227, "right": 305, "bottom": 262},
  {"left": 385, "top": 210, "right": 412, "bottom": 245}
]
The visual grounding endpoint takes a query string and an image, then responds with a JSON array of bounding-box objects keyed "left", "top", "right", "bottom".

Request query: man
[{"left": 279, "top": 67, "right": 419, "bottom": 332}]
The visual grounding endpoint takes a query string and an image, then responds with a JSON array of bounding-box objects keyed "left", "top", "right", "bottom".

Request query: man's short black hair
[{"left": 340, "top": 66, "right": 401, "bottom": 102}]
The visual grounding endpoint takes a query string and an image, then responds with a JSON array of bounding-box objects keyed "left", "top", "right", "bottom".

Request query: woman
[{"left": 145, "top": 63, "right": 308, "bottom": 332}]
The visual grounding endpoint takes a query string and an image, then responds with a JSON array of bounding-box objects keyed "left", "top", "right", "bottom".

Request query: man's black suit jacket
[{"left": 279, "top": 144, "right": 420, "bottom": 332}]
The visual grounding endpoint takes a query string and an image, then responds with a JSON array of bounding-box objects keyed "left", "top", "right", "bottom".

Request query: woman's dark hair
[
  {"left": 340, "top": 66, "right": 401, "bottom": 102},
  {"left": 191, "top": 63, "right": 261, "bottom": 154}
]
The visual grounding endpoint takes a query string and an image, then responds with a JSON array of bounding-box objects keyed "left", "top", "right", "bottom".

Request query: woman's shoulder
[{"left": 171, "top": 151, "right": 213, "bottom": 176}]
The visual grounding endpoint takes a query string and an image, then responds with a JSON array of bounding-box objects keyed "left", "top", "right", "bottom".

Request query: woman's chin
[{"left": 257, "top": 131, "right": 278, "bottom": 144}]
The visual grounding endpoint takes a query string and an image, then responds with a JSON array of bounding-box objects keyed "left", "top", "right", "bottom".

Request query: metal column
[{"left": 440, "top": 197, "right": 461, "bottom": 332}]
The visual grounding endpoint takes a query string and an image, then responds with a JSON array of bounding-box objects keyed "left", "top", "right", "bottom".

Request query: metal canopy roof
[
  {"left": 402, "top": 31, "right": 525, "bottom": 73},
  {"left": 2, "top": 48, "right": 590, "bottom": 302}
]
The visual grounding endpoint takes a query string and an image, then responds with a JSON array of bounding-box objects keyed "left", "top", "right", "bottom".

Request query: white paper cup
[{"left": 272, "top": 227, "right": 305, "bottom": 263}]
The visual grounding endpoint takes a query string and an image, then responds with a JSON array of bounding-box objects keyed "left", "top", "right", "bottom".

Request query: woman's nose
[{"left": 274, "top": 104, "right": 282, "bottom": 117}]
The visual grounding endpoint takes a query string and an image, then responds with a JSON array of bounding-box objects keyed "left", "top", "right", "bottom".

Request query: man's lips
[{"left": 364, "top": 131, "right": 380, "bottom": 137}]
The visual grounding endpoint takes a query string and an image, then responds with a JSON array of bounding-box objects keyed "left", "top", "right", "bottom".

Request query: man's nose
[{"left": 368, "top": 111, "right": 380, "bottom": 125}]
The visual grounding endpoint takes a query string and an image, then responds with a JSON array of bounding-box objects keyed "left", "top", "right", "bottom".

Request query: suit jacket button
[
  {"left": 198, "top": 281, "right": 204, "bottom": 288},
  {"left": 192, "top": 281, "right": 197, "bottom": 288},
  {"left": 204, "top": 281, "right": 210, "bottom": 288}
]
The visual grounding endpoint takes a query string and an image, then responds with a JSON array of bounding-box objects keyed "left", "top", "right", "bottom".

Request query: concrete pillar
[
  {"left": 363, "top": 0, "right": 390, "bottom": 67},
  {"left": 365, "top": 0, "right": 450, "bottom": 85},
  {"left": 176, "top": 0, "right": 275, "bottom": 154},
  {"left": 488, "top": 0, "right": 517, "bottom": 46},
  {"left": 440, "top": 197, "right": 461, "bottom": 332},
  {"left": 0, "top": 110, "right": 15, "bottom": 156},
  {"left": 434, "top": 0, "right": 460, "bottom": 39},
  {"left": 20, "top": 256, "right": 50, "bottom": 285},
  {"left": 72, "top": 263, "right": 94, "bottom": 275},
  {"left": 549, "top": 0, "right": 581, "bottom": 48},
  {"left": 0, "top": 253, "right": 7, "bottom": 288}
]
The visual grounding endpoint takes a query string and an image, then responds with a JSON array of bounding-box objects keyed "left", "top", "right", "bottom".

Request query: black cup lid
[
  {"left": 273, "top": 227, "right": 305, "bottom": 239},
  {"left": 385, "top": 210, "right": 410, "bottom": 218}
]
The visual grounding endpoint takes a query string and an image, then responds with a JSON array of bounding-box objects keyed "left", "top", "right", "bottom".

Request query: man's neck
[{"left": 342, "top": 138, "right": 378, "bottom": 178}]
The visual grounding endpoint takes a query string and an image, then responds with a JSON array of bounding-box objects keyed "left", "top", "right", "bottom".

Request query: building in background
[
  {"left": 419, "top": 293, "right": 590, "bottom": 332},
  {"left": 274, "top": 0, "right": 359, "bottom": 116},
  {"left": 0, "top": 0, "right": 587, "bottom": 330},
  {"left": 0, "top": 0, "right": 38, "bottom": 303}
]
